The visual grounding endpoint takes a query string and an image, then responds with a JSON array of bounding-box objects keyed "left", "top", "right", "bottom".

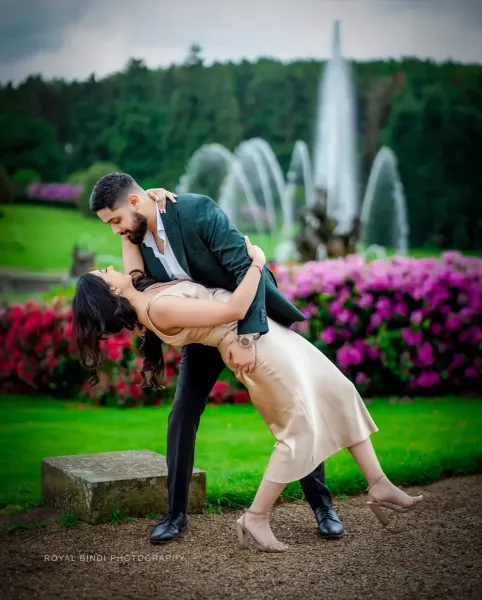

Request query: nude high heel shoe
[
  {"left": 236, "top": 509, "right": 289, "bottom": 552},
  {"left": 366, "top": 474, "right": 424, "bottom": 526}
]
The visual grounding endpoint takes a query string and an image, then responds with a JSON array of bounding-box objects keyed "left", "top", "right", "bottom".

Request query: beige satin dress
[{"left": 144, "top": 281, "right": 378, "bottom": 484}]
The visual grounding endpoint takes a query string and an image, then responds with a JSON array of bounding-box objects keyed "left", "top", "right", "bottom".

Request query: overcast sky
[{"left": 1, "top": 0, "right": 481, "bottom": 84}]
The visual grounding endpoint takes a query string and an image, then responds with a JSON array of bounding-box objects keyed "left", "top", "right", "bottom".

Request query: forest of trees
[{"left": 1, "top": 45, "right": 481, "bottom": 249}]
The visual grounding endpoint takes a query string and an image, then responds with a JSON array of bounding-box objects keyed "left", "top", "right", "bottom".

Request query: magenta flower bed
[
  {"left": 27, "top": 183, "right": 83, "bottom": 201},
  {"left": 273, "top": 251, "right": 482, "bottom": 396},
  {"left": 0, "top": 252, "right": 480, "bottom": 405}
]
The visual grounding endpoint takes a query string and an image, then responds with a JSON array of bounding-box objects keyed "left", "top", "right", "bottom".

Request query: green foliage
[
  {"left": 11, "top": 168, "right": 41, "bottom": 185},
  {"left": 0, "top": 165, "right": 13, "bottom": 205},
  {"left": 109, "top": 507, "right": 134, "bottom": 525},
  {"left": 58, "top": 509, "right": 81, "bottom": 528},
  {"left": 73, "top": 161, "right": 121, "bottom": 217},
  {"left": 0, "top": 58, "right": 481, "bottom": 247},
  {"left": 0, "top": 110, "right": 65, "bottom": 180}
]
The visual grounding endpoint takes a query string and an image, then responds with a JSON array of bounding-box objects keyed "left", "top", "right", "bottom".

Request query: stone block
[{"left": 41, "top": 449, "right": 206, "bottom": 524}]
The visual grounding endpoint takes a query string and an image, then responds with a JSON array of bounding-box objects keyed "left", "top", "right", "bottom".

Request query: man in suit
[{"left": 90, "top": 172, "right": 344, "bottom": 543}]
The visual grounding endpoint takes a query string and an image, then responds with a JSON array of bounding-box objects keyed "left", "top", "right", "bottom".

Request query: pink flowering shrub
[
  {"left": 1, "top": 251, "right": 480, "bottom": 404},
  {"left": 27, "top": 183, "right": 83, "bottom": 202},
  {"left": 0, "top": 299, "right": 239, "bottom": 405},
  {"left": 274, "top": 251, "right": 482, "bottom": 396}
]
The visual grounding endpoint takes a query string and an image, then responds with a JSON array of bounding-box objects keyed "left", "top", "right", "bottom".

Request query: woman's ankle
[
  {"left": 367, "top": 472, "right": 386, "bottom": 490},
  {"left": 246, "top": 507, "right": 270, "bottom": 516}
]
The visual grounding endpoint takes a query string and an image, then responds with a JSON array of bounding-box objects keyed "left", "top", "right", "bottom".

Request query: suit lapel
[
  {"left": 160, "top": 204, "right": 191, "bottom": 277},
  {"left": 141, "top": 244, "right": 170, "bottom": 281}
]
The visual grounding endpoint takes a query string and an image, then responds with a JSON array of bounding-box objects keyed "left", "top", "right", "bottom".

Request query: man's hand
[
  {"left": 146, "top": 188, "right": 177, "bottom": 213},
  {"left": 225, "top": 340, "right": 256, "bottom": 375}
]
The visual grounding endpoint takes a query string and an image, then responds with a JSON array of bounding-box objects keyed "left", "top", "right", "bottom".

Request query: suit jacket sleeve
[{"left": 192, "top": 195, "right": 269, "bottom": 335}]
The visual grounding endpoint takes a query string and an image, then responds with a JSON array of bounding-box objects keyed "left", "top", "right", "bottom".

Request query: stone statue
[
  {"left": 70, "top": 244, "right": 96, "bottom": 277},
  {"left": 295, "top": 188, "right": 360, "bottom": 261}
]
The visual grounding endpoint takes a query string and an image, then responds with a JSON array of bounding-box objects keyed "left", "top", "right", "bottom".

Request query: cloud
[
  {"left": 1, "top": 0, "right": 481, "bottom": 84},
  {"left": 0, "top": 0, "right": 92, "bottom": 62}
]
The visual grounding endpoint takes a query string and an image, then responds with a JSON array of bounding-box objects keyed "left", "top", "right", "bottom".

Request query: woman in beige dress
[{"left": 73, "top": 237, "right": 423, "bottom": 553}]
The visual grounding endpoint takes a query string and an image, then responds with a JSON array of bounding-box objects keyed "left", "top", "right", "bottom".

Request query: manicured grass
[
  {"left": 0, "top": 205, "right": 280, "bottom": 271},
  {"left": 1, "top": 205, "right": 481, "bottom": 273},
  {"left": 1, "top": 395, "right": 481, "bottom": 510},
  {"left": 0, "top": 205, "right": 123, "bottom": 271}
]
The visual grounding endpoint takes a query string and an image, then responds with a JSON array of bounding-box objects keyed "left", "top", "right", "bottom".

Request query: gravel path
[{"left": 1, "top": 475, "right": 481, "bottom": 600}]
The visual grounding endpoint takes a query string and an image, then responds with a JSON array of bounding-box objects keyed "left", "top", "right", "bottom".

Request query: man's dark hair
[{"left": 89, "top": 172, "right": 137, "bottom": 212}]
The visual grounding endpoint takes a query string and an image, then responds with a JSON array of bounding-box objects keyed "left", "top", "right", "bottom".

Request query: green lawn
[
  {"left": 1, "top": 205, "right": 481, "bottom": 273},
  {"left": 0, "top": 205, "right": 281, "bottom": 271},
  {"left": 1, "top": 395, "right": 481, "bottom": 510},
  {"left": 0, "top": 205, "right": 123, "bottom": 271}
]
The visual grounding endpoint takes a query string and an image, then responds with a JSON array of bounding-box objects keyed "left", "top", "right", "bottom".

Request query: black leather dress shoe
[
  {"left": 314, "top": 506, "right": 344, "bottom": 539},
  {"left": 150, "top": 511, "right": 188, "bottom": 544}
]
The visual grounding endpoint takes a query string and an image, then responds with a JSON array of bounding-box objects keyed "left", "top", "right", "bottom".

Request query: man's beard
[{"left": 124, "top": 211, "right": 148, "bottom": 245}]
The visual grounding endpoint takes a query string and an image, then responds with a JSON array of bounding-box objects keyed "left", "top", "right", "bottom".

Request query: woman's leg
[
  {"left": 241, "top": 478, "right": 287, "bottom": 547},
  {"left": 349, "top": 438, "right": 423, "bottom": 507}
]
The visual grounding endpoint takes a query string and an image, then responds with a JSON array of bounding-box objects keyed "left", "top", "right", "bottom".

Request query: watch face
[{"left": 239, "top": 337, "right": 250, "bottom": 347}]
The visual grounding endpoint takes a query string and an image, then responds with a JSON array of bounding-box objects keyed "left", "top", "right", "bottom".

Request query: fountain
[
  {"left": 358, "top": 147, "right": 409, "bottom": 255},
  {"left": 312, "top": 19, "right": 359, "bottom": 237},
  {"left": 176, "top": 20, "right": 409, "bottom": 262}
]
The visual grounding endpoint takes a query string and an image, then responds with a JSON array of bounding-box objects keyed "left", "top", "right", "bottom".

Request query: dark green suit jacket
[{"left": 140, "top": 193, "right": 306, "bottom": 335}]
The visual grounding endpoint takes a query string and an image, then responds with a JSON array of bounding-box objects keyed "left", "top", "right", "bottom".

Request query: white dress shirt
[{"left": 143, "top": 209, "right": 191, "bottom": 281}]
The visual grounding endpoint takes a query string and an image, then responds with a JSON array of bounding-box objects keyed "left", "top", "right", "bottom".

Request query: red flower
[
  {"left": 129, "top": 384, "right": 142, "bottom": 400},
  {"left": 46, "top": 357, "right": 57, "bottom": 370},
  {"left": 116, "top": 380, "right": 127, "bottom": 392},
  {"left": 233, "top": 391, "right": 250, "bottom": 404},
  {"left": 63, "top": 322, "right": 73, "bottom": 339},
  {"left": 165, "top": 365, "right": 176, "bottom": 378},
  {"left": 210, "top": 380, "right": 233, "bottom": 403}
]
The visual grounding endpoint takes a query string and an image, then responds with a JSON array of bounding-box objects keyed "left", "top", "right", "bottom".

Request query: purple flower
[
  {"left": 319, "top": 327, "right": 336, "bottom": 345},
  {"left": 394, "top": 303, "right": 408, "bottom": 316},
  {"left": 369, "top": 313, "right": 383, "bottom": 329},
  {"left": 448, "top": 354, "right": 465, "bottom": 371},
  {"left": 410, "top": 310, "right": 424, "bottom": 325},
  {"left": 358, "top": 293, "right": 373, "bottom": 308},
  {"left": 401, "top": 328, "right": 422, "bottom": 346},
  {"left": 446, "top": 315, "right": 462, "bottom": 330},
  {"left": 417, "top": 342, "right": 434, "bottom": 367},
  {"left": 375, "top": 297, "right": 393, "bottom": 319},
  {"left": 356, "top": 372, "right": 370, "bottom": 385},
  {"left": 337, "top": 343, "right": 364, "bottom": 367},
  {"left": 415, "top": 371, "right": 441, "bottom": 388}
]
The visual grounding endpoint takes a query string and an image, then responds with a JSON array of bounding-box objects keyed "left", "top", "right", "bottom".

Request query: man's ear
[{"left": 127, "top": 193, "right": 140, "bottom": 209}]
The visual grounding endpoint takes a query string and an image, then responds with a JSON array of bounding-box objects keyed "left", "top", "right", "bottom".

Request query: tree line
[{"left": 1, "top": 45, "right": 481, "bottom": 249}]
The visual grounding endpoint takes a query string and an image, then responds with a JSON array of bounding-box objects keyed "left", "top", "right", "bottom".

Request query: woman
[{"left": 72, "top": 237, "right": 423, "bottom": 553}]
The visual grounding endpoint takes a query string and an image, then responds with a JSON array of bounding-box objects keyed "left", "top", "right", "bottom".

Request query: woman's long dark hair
[{"left": 72, "top": 269, "right": 165, "bottom": 389}]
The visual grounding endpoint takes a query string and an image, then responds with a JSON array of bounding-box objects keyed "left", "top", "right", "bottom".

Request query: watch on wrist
[{"left": 237, "top": 333, "right": 260, "bottom": 348}]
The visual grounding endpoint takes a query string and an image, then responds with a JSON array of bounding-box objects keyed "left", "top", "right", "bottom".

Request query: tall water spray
[
  {"left": 359, "top": 147, "right": 409, "bottom": 254},
  {"left": 312, "top": 19, "right": 359, "bottom": 235}
]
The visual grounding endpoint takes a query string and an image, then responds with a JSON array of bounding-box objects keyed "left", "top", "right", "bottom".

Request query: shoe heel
[
  {"left": 237, "top": 522, "right": 249, "bottom": 548},
  {"left": 367, "top": 502, "right": 390, "bottom": 526}
]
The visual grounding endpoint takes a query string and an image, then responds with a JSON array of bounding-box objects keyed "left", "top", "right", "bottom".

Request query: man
[{"left": 90, "top": 172, "right": 344, "bottom": 543}]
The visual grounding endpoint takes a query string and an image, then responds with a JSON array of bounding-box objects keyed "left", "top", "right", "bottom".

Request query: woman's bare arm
[{"left": 147, "top": 263, "right": 263, "bottom": 330}]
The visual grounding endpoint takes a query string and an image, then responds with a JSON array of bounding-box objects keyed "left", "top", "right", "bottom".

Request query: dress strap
[
  {"left": 145, "top": 291, "right": 184, "bottom": 339},
  {"left": 145, "top": 291, "right": 168, "bottom": 337}
]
